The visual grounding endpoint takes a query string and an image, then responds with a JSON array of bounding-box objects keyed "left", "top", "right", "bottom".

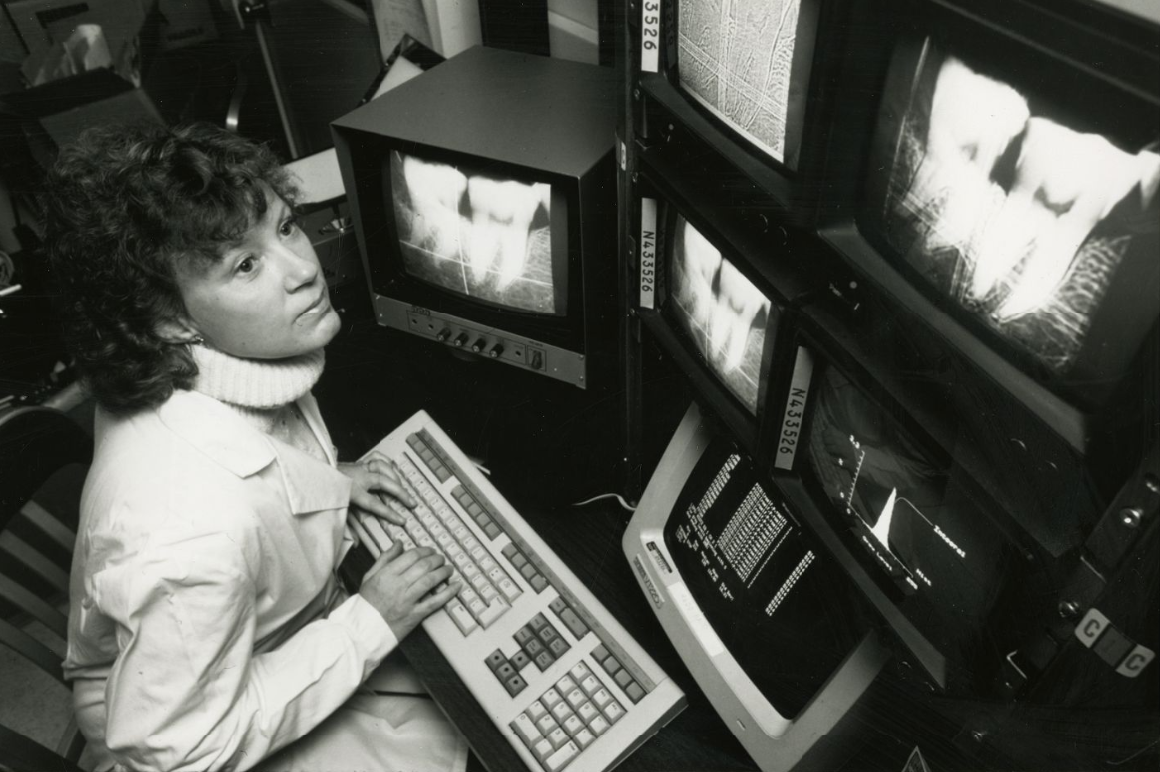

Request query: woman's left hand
[{"left": 338, "top": 451, "right": 416, "bottom": 526}]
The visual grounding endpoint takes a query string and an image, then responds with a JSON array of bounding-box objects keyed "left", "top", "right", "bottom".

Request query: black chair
[{"left": 0, "top": 405, "right": 93, "bottom": 772}]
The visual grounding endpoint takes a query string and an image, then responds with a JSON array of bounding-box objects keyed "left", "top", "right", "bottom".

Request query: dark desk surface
[{"left": 319, "top": 315, "right": 757, "bottom": 772}]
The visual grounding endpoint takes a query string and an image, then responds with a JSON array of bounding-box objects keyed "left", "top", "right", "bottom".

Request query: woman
[{"left": 47, "top": 122, "right": 467, "bottom": 772}]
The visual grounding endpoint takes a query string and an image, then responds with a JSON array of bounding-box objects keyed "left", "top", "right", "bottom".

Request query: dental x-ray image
[
  {"left": 670, "top": 216, "right": 771, "bottom": 414},
  {"left": 879, "top": 49, "right": 1160, "bottom": 374},
  {"left": 677, "top": 0, "right": 801, "bottom": 163},
  {"left": 389, "top": 151, "right": 561, "bottom": 314}
]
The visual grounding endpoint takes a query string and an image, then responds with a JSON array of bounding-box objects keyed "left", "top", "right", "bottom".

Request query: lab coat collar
[
  {"left": 158, "top": 390, "right": 276, "bottom": 478},
  {"left": 157, "top": 390, "right": 351, "bottom": 516}
]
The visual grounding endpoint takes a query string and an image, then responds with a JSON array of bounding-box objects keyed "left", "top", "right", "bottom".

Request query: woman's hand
[
  {"left": 338, "top": 452, "right": 416, "bottom": 526},
  {"left": 359, "top": 542, "right": 461, "bottom": 639}
]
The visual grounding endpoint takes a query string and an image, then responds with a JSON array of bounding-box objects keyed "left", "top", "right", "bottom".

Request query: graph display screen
[
  {"left": 668, "top": 215, "right": 771, "bottom": 414},
  {"left": 803, "top": 363, "right": 1013, "bottom": 666},
  {"left": 676, "top": 0, "right": 802, "bottom": 165},
  {"left": 662, "top": 438, "right": 866, "bottom": 718},
  {"left": 388, "top": 150, "right": 565, "bottom": 315},
  {"left": 870, "top": 41, "right": 1160, "bottom": 376}
]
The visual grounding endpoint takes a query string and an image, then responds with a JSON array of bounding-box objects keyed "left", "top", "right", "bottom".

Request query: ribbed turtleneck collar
[{"left": 190, "top": 345, "right": 326, "bottom": 409}]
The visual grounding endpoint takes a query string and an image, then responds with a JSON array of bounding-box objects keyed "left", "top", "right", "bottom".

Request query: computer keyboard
[{"left": 348, "top": 410, "right": 686, "bottom": 772}]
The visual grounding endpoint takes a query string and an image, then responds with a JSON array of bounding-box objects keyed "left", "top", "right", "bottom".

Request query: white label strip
[
  {"left": 670, "top": 581, "right": 725, "bottom": 657},
  {"left": 639, "top": 197, "right": 658, "bottom": 310},
  {"left": 774, "top": 347, "right": 814, "bottom": 470},
  {"left": 640, "top": 0, "right": 661, "bottom": 73}
]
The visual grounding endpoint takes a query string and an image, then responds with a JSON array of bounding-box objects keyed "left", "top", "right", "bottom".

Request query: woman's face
[{"left": 175, "top": 188, "right": 341, "bottom": 359}]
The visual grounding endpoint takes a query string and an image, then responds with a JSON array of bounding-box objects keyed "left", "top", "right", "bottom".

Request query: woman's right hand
[{"left": 358, "top": 542, "right": 461, "bottom": 639}]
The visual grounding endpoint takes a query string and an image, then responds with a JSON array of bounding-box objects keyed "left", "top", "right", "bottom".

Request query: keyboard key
[
  {"left": 562, "top": 714, "right": 584, "bottom": 737},
  {"left": 555, "top": 675, "right": 576, "bottom": 695},
  {"left": 530, "top": 574, "right": 550, "bottom": 593},
  {"left": 504, "top": 674, "right": 527, "bottom": 696},
  {"left": 592, "top": 688, "right": 613, "bottom": 709},
  {"left": 550, "top": 701, "right": 572, "bottom": 722},
  {"left": 541, "top": 688, "right": 562, "bottom": 709},
  {"left": 526, "top": 700, "right": 547, "bottom": 722},
  {"left": 532, "top": 737, "right": 554, "bottom": 762},
  {"left": 614, "top": 669, "right": 633, "bottom": 690},
  {"left": 588, "top": 715, "right": 610, "bottom": 736},
  {"left": 476, "top": 598, "right": 510, "bottom": 628},
  {"left": 545, "top": 741, "right": 579, "bottom": 771},
  {"left": 577, "top": 701, "right": 598, "bottom": 724},
  {"left": 579, "top": 675, "right": 600, "bottom": 695},
  {"left": 625, "top": 682, "right": 646, "bottom": 703},
  {"left": 529, "top": 613, "right": 550, "bottom": 631},
  {"left": 564, "top": 688, "right": 585, "bottom": 709},
  {"left": 604, "top": 701, "right": 625, "bottom": 724},
  {"left": 514, "top": 628, "right": 536, "bottom": 647},
  {"left": 535, "top": 651, "right": 555, "bottom": 671},
  {"left": 549, "top": 638, "right": 570, "bottom": 658},
  {"left": 445, "top": 600, "right": 477, "bottom": 635},
  {"left": 574, "top": 728, "right": 595, "bottom": 749},
  {"left": 559, "top": 608, "right": 590, "bottom": 640},
  {"left": 546, "top": 727, "right": 570, "bottom": 750},
  {"left": 485, "top": 650, "right": 507, "bottom": 671},
  {"left": 497, "top": 577, "right": 521, "bottom": 601},
  {"left": 511, "top": 714, "right": 539, "bottom": 746},
  {"left": 569, "top": 662, "right": 591, "bottom": 682},
  {"left": 535, "top": 714, "right": 557, "bottom": 736}
]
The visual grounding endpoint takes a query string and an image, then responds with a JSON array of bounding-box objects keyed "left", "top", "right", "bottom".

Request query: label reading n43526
[
  {"left": 639, "top": 197, "right": 658, "bottom": 310},
  {"left": 640, "top": 0, "right": 661, "bottom": 73},
  {"left": 775, "top": 347, "right": 814, "bottom": 471}
]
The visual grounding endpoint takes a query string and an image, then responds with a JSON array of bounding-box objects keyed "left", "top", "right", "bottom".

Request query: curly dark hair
[{"left": 44, "top": 122, "right": 299, "bottom": 414}]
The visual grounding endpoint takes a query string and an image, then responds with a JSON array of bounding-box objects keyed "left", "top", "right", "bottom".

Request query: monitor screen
[
  {"left": 867, "top": 39, "right": 1160, "bottom": 378},
  {"left": 676, "top": 0, "right": 803, "bottom": 166},
  {"left": 388, "top": 149, "right": 565, "bottom": 315},
  {"left": 668, "top": 215, "right": 772, "bottom": 415},
  {"left": 801, "top": 359, "right": 1015, "bottom": 672},
  {"left": 662, "top": 436, "right": 867, "bottom": 718}
]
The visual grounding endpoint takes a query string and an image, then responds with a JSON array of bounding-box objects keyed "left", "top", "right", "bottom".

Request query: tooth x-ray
[
  {"left": 879, "top": 51, "right": 1160, "bottom": 374},
  {"left": 670, "top": 216, "right": 771, "bottom": 414},
  {"left": 389, "top": 151, "right": 560, "bottom": 314}
]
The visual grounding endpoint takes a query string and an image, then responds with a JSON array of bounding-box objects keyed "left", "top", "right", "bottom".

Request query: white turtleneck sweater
[{"left": 190, "top": 344, "right": 330, "bottom": 459}]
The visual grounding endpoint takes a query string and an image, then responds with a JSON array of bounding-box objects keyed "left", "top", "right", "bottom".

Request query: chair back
[{"left": 0, "top": 406, "right": 92, "bottom": 771}]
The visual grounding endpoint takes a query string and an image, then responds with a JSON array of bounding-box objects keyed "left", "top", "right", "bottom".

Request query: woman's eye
[
  {"left": 237, "top": 256, "right": 257, "bottom": 274},
  {"left": 280, "top": 217, "right": 300, "bottom": 237}
]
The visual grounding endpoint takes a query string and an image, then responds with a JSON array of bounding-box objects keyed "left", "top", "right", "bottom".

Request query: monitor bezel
[
  {"left": 633, "top": 155, "right": 811, "bottom": 457},
  {"left": 815, "top": 0, "right": 1160, "bottom": 452},
  {"left": 629, "top": 0, "right": 839, "bottom": 227},
  {"left": 338, "top": 129, "right": 586, "bottom": 352},
  {"left": 772, "top": 301, "right": 1067, "bottom": 692}
]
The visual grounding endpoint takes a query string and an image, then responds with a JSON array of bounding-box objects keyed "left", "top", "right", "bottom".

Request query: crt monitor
[
  {"left": 332, "top": 46, "right": 617, "bottom": 389},
  {"left": 631, "top": 0, "right": 827, "bottom": 221},
  {"left": 633, "top": 158, "right": 810, "bottom": 455},
  {"left": 623, "top": 403, "right": 891, "bottom": 772},
  {"left": 819, "top": 0, "right": 1160, "bottom": 452}
]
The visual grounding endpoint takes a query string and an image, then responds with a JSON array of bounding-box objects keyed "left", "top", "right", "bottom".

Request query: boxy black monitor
[
  {"left": 332, "top": 46, "right": 617, "bottom": 390},
  {"left": 801, "top": 360, "right": 1014, "bottom": 672},
  {"left": 634, "top": 0, "right": 824, "bottom": 223},
  {"left": 863, "top": 30, "right": 1160, "bottom": 408}
]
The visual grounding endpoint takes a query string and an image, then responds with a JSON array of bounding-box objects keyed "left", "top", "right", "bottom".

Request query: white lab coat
[{"left": 63, "top": 389, "right": 469, "bottom": 772}]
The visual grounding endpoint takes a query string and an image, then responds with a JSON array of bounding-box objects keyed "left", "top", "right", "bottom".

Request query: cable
[{"left": 568, "top": 493, "right": 635, "bottom": 510}]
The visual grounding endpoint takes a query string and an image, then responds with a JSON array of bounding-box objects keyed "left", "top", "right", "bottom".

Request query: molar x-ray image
[
  {"left": 881, "top": 52, "right": 1160, "bottom": 373},
  {"left": 670, "top": 216, "right": 771, "bottom": 414},
  {"left": 390, "top": 151, "right": 557, "bottom": 314}
]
